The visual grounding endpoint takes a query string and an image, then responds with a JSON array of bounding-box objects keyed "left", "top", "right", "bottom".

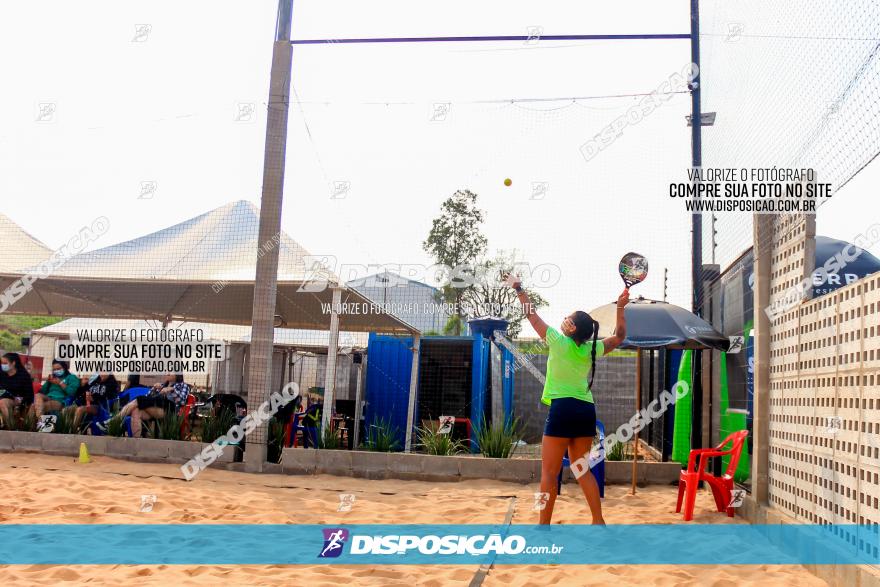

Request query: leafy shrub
[
  {"left": 319, "top": 425, "right": 341, "bottom": 450},
  {"left": 416, "top": 421, "right": 465, "bottom": 456},
  {"left": 17, "top": 409, "right": 36, "bottom": 432},
  {"left": 105, "top": 413, "right": 126, "bottom": 437},
  {"left": 364, "top": 417, "right": 400, "bottom": 452},
  {"left": 605, "top": 439, "right": 625, "bottom": 461},
  {"left": 154, "top": 409, "right": 185, "bottom": 440},
  {"left": 50, "top": 407, "right": 78, "bottom": 435},
  {"left": 474, "top": 417, "right": 522, "bottom": 459},
  {"left": 267, "top": 418, "right": 286, "bottom": 463},
  {"left": 200, "top": 408, "right": 236, "bottom": 444},
  {"left": 2, "top": 407, "right": 36, "bottom": 431}
]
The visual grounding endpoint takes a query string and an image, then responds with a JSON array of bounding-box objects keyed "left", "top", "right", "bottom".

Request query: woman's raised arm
[
  {"left": 601, "top": 289, "right": 629, "bottom": 354},
  {"left": 506, "top": 274, "right": 548, "bottom": 340}
]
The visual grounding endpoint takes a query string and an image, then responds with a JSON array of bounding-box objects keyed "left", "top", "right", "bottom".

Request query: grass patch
[
  {"left": 416, "top": 421, "right": 465, "bottom": 455},
  {"left": 105, "top": 412, "right": 126, "bottom": 437},
  {"left": 0, "top": 315, "right": 65, "bottom": 352},
  {"left": 474, "top": 417, "right": 522, "bottom": 459},
  {"left": 267, "top": 418, "right": 285, "bottom": 464},
  {"left": 605, "top": 439, "right": 625, "bottom": 461},
  {"left": 153, "top": 409, "right": 185, "bottom": 440},
  {"left": 200, "top": 408, "right": 236, "bottom": 444},
  {"left": 50, "top": 407, "right": 78, "bottom": 435},
  {"left": 363, "top": 416, "right": 400, "bottom": 452},
  {"left": 319, "top": 425, "right": 341, "bottom": 450}
]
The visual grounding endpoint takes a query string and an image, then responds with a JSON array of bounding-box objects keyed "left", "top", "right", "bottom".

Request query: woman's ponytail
[
  {"left": 588, "top": 319, "right": 599, "bottom": 390},
  {"left": 571, "top": 311, "right": 601, "bottom": 390}
]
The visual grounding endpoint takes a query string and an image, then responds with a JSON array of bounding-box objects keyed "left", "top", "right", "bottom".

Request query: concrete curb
[
  {"left": 738, "top": 496, "right": 880, "bottom": 587},
  {"left": 0, "top": 431, "right": 234, "bottom": 466},
  {"left": 281, "top": 449, "right": 683, "bottom": 485}
]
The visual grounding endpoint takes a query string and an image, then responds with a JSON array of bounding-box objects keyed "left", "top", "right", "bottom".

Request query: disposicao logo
[{"left": 319, "top": 528, "right": 349, "bottom": 558}]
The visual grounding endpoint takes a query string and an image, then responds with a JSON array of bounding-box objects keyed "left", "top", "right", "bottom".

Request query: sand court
[{"left": 0, "top": 453, "right": 829, "bottom": 586}]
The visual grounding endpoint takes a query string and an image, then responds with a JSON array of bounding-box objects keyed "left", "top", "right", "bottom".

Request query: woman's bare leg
[
  {"left": 35, "top": 396, "right": 62, "bottom": 419},
  {"left": 72, "top": 406, "right": 88, "bottom": 429},
  {"left": 34, "top": 394, "right": 46, "bottom": 418},
  {"left": 132, "top": 407, "right": 165, "bottom": 438},
  {"left": 118, "top": 400, "right": 138, "bottom": 419},
  {"left": 568, "top": 436, "right": 605, "bottom": 525},
  {"left": 0, "top": 398, "right": 14, "bottom": 428},
  {"left": 539, "top": 435, "right": 569, "bottom": 524},
  {"left": 131, "top": 408, "right": 145, "bottom": 437}
]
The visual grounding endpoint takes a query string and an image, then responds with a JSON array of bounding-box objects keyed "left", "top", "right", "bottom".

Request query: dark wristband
[{"left": 514, "top": 284, "right": 523, "bottom": 293}]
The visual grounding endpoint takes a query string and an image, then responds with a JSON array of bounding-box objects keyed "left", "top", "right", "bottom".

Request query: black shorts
[
  {"left": 0, "top": 392, "right": 33, "bottom": 407},
  {"left": 136, "top": 395, "right": 174, "bottom": 412},
  {"left": 544, "top": 397, "right": 596, "bottom": 438}
]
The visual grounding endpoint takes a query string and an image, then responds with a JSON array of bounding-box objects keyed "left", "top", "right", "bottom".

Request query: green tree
[
  {"left": 460, "top": 251, "right": 548, "bottom": 338},
  {"left": 422, "top": 190, "right": 487, "bottom": 335}
]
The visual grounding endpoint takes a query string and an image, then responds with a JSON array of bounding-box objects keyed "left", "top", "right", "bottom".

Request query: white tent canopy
[
  {"left": 0, "top": 213, "right": 53, "bottom": 273},
  {"left": 1, "top": 201, "right": 416, "bottom": 334}
]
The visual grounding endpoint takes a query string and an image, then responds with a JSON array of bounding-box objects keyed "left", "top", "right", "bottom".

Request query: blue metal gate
[{"left": 364, "top": 333, "right": 414, "bottom": 449}]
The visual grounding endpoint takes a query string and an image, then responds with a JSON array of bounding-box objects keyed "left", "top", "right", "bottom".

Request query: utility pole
[
  {"left": 244, "top": 0, "right": 294, "bottom": 472},
  {"left": 711, "top": 214, "right": 717, "bottom": 264},
  {"left": 689, "top": 0, "right": 704, "bottom": 453}
]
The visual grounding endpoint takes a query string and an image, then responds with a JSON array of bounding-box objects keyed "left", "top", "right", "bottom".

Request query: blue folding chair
[{"left": 557, "top": 420, "right": 606, "bottom": 498}]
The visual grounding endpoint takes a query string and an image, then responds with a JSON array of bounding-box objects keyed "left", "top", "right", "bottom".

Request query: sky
[{"left": 1, "top": 0, "right": 877, "bottom": 336}]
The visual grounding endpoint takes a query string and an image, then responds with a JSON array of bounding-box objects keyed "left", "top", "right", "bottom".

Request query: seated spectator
[
  {"left": 33, "top": 360, "right": 79, "bottom": 418},
  {"left": 72, "top": 372, "right": 120, "bottom": 430},
  {"left": 0, "top": 353, "right": 35, "bottom": 428},
  {"left": 117, "top": 374, "right": 150, "bottom": 405},
  {"left": 118, "top": 373, "right": 190, "bottom": 437},
  {"left": 206, "top": 393, "right": 246, "bottom": 419}
]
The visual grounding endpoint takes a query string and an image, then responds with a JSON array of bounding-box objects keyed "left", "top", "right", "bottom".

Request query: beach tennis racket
[{"left": 618, "top": 252, "right": 648, "bottom": 290}]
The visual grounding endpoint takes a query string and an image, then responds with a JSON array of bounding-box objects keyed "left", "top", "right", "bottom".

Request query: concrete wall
[{"left": 738, "top": 495, "right": 880, "bottom": 587}]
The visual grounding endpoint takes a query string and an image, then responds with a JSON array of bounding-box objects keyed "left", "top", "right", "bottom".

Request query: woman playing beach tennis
[{"left": 508, "top": 275, "right": 628, "bottom": 525}]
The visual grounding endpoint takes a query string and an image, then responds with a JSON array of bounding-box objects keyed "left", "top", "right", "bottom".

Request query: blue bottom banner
[{"left": 1, "top": 524, "right": 877, "bottom": 565}]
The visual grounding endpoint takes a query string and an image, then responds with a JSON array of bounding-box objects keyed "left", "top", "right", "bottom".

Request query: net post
[
  {"left": 404, "top": 333, "right": 421, "bottom": 452},
  {"left": 244, "top": 0, "right": 294, "bottom": 472},
  {"left": 321, "top": 286, "right": 343, "bottom": 434}
]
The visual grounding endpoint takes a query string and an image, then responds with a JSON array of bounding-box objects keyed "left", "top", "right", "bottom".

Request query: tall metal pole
[
  {"left": 689, "top": 0, "right": 705, "bottom": 453},
  {"left": 244, "top": 0, "right": 294, "bottom": 472},
  {"left": 690, "top": 0, "right": 703, "bottom": 314}
]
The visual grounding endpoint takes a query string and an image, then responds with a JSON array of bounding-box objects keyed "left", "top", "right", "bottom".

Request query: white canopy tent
[
  {"left": 1, "top": 202, "right": 420, "bottom": 445},
  {"left": 0, "top": 213, "right": 53, "bottom": 273},
  {"left": 1, "top": 201, "right": 416, "bottom": 334}
]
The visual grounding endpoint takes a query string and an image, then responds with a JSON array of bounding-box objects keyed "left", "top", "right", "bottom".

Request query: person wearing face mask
[
  {"left": 33, "top": 359, "right": 80, "bottom": 418},
  {"left": 0, "top": 353, "right": 35, "bottom": 428}
]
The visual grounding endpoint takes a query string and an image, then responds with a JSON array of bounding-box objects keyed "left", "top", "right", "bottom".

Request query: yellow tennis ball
[{"left": 504, "top": 178, "right": 512, "bottom": 187}]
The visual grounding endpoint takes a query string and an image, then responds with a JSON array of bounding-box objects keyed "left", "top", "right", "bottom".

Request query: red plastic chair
[
  {"left": 676, "top": 430, "right": 749, "bottom": 521},
  {"left": 179, "top": 394, "right": 196, "bottom": 437}
]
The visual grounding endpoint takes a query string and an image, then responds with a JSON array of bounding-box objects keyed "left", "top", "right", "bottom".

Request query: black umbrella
[
  {"left": 590, "top": 297, "right": 729, "bottom": 351},
  {"left": 589, "top": 296, "right": 728, "bottom": 494}
]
